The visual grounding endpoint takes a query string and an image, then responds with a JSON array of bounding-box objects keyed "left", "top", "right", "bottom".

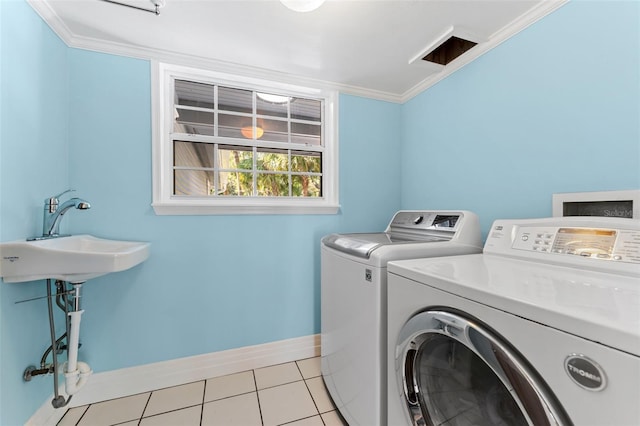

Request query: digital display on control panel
[
  {"left": 432, "top": 215, "right": 459, "bottom": 228},
  {"left": 551, "top": 228, "right": 617, "bottom": 256}
]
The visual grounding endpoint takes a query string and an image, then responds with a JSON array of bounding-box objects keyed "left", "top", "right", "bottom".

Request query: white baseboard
[{"left": 27, "top": 334, "right": 321, "bottom": 426}]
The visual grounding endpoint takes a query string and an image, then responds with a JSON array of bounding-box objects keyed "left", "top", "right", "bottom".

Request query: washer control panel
[
  {"left": 386, "top": 211, "right": 477, "bottom": 242},
  {"left": 388, "top": 211, "right": 461, "bottom": 231},
  {"left": 485, "top": 217, "right": 640, "bottom": 270}
]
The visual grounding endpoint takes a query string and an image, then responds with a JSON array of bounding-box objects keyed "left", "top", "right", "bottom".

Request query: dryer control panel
[{"left": 485, "top": 217, "right": 640, "bottom": 274}]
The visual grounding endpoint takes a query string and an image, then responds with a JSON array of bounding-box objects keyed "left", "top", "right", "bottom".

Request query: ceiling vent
[
  {"left": 421, "top": 36, "right": 477, "bottom": 66},
  {"left": 409, "top": 26, "right": 483, "bottom": 67}
]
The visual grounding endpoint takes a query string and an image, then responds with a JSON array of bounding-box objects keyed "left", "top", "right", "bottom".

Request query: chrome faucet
[{"left": 41, "top": 190, "right": 91, "bottom": 238}]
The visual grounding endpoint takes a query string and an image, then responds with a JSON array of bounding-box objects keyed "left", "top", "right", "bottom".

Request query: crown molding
[
  {"left": 26, "top": 0, "right": 567, "bottom": 105},
  {"left": 27, "top": 0, "right": 75, "bottom": 43}
]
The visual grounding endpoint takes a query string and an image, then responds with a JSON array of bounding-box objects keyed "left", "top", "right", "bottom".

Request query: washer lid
[
  {"left": 322, "top": 232, "right": 446, "bottom": 258},
  {"left": 321, "top": 210, "right": 479, "bottom": 259}
]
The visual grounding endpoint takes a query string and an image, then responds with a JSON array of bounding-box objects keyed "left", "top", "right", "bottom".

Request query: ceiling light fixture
[
  {"left": 256, "top": 93, "right": 291, "bottom": 104},
  {"left": 280, "top": 0, "right": 325, "bottom": 13},
  {"left": 241, "top": 126, "right": 264, "bottom": 139}
]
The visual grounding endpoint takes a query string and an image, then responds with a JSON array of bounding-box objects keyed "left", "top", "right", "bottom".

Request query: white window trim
[{"left": 151, "top": 62, "right": 340, "bottom": 215}]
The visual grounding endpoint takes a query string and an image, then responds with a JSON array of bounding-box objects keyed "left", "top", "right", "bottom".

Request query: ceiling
[{"left": 28, "top": 0, "right": 566, "bottom": 102}]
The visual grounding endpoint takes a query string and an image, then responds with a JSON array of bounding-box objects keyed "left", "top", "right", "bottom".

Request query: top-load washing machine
[
  {"left": 387, "top": 216, "right": 640, "bottom": 426},
  {"left": 321, "top": 210, "right": 482, "bottom": 426}
]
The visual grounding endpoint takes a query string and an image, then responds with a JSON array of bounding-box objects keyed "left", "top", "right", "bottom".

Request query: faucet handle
[
  {"left": 51, "top": 189, "right": 76, "bottom": 200},
  {"left": 46, "top": 189, "right": 75, "bottom": 213}
]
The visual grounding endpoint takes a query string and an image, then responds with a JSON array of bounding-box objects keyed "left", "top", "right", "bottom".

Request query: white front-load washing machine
[
  {"left": 321, "top": 211, "right": 482, "bottom": 426},
  {"left": 387, "top": 217, "right": 640, "bottom": 426}
]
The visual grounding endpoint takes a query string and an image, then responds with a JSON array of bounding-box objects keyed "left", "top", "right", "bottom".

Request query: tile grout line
[
  {"left": 279, "top": 413, "right": 324, "bottom": 426},
  {"left": 295, "top": 359, "right": 328, "bottom": 425},
  {"left": 252, "top": 369, "right": 266, "bottom": 426},
  {"left": 292, "top": 361, "right": 319, "bottom": 423},
  {"left": 73, "top": 405, "right": 89, "bottom": 426},
  {"left": 200, "top": 378, "right": 207, "bottom": 426},
  {"left": 139, "top": 391, "right": 152, "bottom": 423},
  {"left": 300, "top": 378, "right": 324, "bottom": 424},
  {"left": 133, "top": 404, "right": 203, "bottom": 423},
  {"left": 298, "top": 360, "right": 347, "bottom": 425},
  {"left": 295, "top": 360, "right": 318, "bottom": 412}
]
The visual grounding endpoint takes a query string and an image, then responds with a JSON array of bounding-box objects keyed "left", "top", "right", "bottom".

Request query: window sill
[{"left": 151, "top": 201, "right": 340, "bottom": 215}]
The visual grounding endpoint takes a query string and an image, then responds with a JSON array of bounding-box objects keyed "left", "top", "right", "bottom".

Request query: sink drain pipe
[
  {"left": 63, "top": 283, "right": 93, "bottom": 396},
  {"left": 26, "top": 280, "right": 93, "bottom": 408},
  {"left": 45, "top": 279, "right": 68, "bottom": 408}
]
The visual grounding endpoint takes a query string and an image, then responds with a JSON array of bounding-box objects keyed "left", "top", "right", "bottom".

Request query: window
[{"left": 152, "top": 63, "right": 339, "bottom": 215}]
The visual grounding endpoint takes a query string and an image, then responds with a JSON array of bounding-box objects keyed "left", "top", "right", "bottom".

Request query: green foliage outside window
[{"left": 219, "top": 150, "right": 321, "bottom": 197}]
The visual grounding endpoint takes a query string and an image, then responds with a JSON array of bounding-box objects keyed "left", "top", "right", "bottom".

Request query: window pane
[
  {"left": 261, "top": 118, "right": 289, "bottom": 143},
  {"left": 219, "top": 114, "right": 249, "bottom": 139},
  {"left": 257, "top": 148, "right": 288, "bottom": 171},
  {"left": 291, "top": 151, "right": 321, "bottom": 173},
  {"left": 257, "top": 93, "right": 289, "bottom": 118},
  {"left": 219, "top": 86, "right": 252, "bottom": 113},
  {"left": 218, "top": 145, "right": 253, "bottom": 170},
  {"left": 291, "top": 122, "right": 321, "bottom": 145},
  {"left": 166, "top": 70, "right": 331, "bottom": 204},
  {"left": 218, "top": 171, "right": 252, "bottom": 196},
  {"left": 175, "top": 80, "right": 215, "bottom": 109},
  {"left": 292, "top": 175, "right": 321, "bottom": 197},
  {"left": 174, "top": 108, "right": 215, "bottom": 136},
  {"left": 174, "top": 170, "right": 214, "bottom": 195},
  {"left": 174, "top": 141, "right": 214, "bottom": 168},
  {"left": 257, "top": 174, "right": 289, "bottom": 196},
  {"left": 291, "top": 98, "right": 321, "bottom": 121}
]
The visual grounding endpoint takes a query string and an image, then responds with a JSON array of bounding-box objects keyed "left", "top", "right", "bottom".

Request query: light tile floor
[{"left": 57, "top": 357, "right": 348, "bottom": 426}]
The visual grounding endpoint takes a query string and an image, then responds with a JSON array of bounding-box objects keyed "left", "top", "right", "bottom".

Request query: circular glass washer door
[{"left": 396, "top": 310, "right": 569, "bottom": 426}]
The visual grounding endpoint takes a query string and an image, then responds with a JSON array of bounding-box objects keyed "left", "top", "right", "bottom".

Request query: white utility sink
[{"left": 0, "top": 235, "right": 150, "bottom": 283}]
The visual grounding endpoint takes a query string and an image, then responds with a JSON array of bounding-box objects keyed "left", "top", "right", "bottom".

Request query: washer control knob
[{"left": 413, "top": 216, "right": 424, "bottom": 225}]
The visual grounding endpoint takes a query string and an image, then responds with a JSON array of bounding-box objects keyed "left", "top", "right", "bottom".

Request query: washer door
[{"left": 396, "top": 311, "right": 569, "bottom": 426}]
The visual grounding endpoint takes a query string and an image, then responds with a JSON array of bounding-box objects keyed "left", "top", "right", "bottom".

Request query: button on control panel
[{"left": 526, "top": 231, "right": 555, "bottom": 252}]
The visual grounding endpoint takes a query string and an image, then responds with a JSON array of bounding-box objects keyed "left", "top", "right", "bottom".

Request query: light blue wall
[
  {"left": 0, "top": 1, "right": 70, "bottom": 424},
  {"left": 400, "top": 1, "right": 640, "bottom": 235},
  {"left": 65, "top": 50, "right": 400, "bottom": 371},
  {"left": 0, "top": 3, "right": 401, "bottom": 420}
]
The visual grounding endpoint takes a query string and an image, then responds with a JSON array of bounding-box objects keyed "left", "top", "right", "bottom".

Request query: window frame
[{"left": 151, "top": 62, "right": 339, "bottom": 215}]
